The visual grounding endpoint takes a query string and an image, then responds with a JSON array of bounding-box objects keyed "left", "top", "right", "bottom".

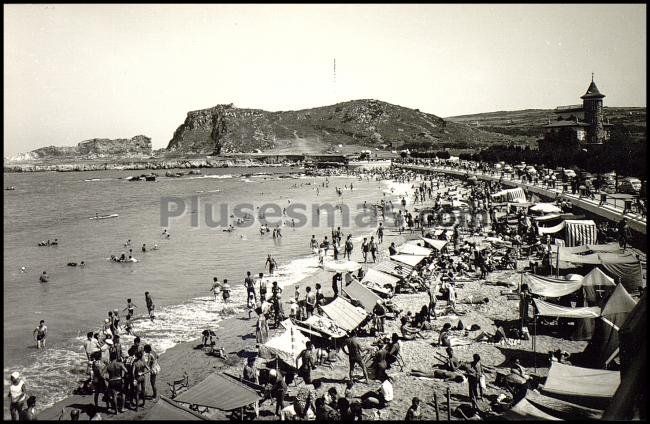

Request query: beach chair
[{"left": 168, "top": 372, "right": 189, "bottom": 399}]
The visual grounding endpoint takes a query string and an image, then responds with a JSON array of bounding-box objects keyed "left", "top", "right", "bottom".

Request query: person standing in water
[
  {"left": 244, "top": 271, "right": 257, "bottom": 303},
  {"left": 209, "top": 277, "right": 221, "bottom": 302},
  {"left": 39, "top": 271, "right": 49, "bottom": 283},
  {"left": 33, "top": 320, "right": 47, "bottom": 349},
  {"left": 144, "top": 292, "right": 155, "bottom": 321},
  {"left": 222, "top": 279, "right": 231, "bottom": 303},
  {"left": 266, "top": 255, "right": 277, "bottom": 275}
]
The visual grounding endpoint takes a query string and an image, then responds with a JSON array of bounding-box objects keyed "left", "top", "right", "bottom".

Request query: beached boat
[{"left": 89, "top": 214, "right": 119, "bottom": 220}]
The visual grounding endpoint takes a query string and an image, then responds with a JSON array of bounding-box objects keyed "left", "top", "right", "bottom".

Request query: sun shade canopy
[
  {"left": 342, "top": 280, "right": 381, "bottom": 313},
  {"left": 320, "top": 296, "right": 368, "bottom": 333},
  {"left": 534, "top": 298, "right": 601, "bottom": 319},
  {"left": 390, "top": 254, "right": 426, "bottom": 267},
  {"left": 175, "top": 373, "right": 261, "bottom": 411}
]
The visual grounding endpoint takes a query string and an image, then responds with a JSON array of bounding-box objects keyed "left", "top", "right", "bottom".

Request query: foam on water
[{"left": 184, "top": 174, "right": 233, "bottom": 180}]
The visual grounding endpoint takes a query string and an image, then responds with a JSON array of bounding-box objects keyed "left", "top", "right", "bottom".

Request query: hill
[
  {"left": 165, "top": 99, "right": 531, "bottom": 155},
  {"left": 7, "top": 135, "right": 152, "bottom": 163},
  {"left": 446, "top": 106, "right": 646, "bottom": 142}
]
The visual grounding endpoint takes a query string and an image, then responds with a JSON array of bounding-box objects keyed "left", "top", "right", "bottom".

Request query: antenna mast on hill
[{"left": 333, "top": 58, "right": 337, "bottom": 104}]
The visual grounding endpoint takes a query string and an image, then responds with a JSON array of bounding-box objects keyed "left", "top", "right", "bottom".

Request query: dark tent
[
  {"left": 579, "top": 284, "right": 636, "bottom": 368},
  {"left": 603, "top": 294, "right": 647, "bottom": 420}
]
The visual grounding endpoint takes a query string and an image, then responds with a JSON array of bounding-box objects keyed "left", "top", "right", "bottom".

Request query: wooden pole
[
  {"left": 446, "top": 387, "right": 451, "bottom": 421},
  {"left": 434, "top": 392, "right": 440, "bottom": 421},
  {"left": 555, "top": 245, "right": 560, "bottom": 279},
  {"left": 533, "top": 315, "right": 538, "bottom": 374}
]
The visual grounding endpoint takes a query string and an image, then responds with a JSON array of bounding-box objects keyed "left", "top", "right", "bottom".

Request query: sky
[{"left": 4, "top": 4, "right": 646, "bottom": 155}]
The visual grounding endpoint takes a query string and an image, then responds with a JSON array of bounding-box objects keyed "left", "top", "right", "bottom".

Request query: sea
[{"left": 3, "top": 165, "right": 416, "bottom": 414}]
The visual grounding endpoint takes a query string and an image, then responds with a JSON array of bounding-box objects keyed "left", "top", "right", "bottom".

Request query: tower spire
[{"left": 591, "top": 72, "right": 594, "bottom": 82}]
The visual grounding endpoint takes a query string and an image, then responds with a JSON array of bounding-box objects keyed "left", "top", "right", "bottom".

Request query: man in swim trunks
[
  {"left": 123, "top": 298, "right": 137, "bottom": 317},
  {"left": 258, "top": 272, "right": 267, "bottom": 301},
  {"left": 222, "top": 279, "right": 231, "bottom": 303},
  {"left": 144, "top": 292, "right": 155, "bottom": 321},
  {"left": 244, "top": 271, "right": 257, "bottom": 303},
  {"left": 33, "top": 320, "right": 47, "bottom": 349}
]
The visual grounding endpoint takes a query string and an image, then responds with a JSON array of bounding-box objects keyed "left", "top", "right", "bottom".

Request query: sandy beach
[{"left": 33, "top": 174, "right": 592, "bottom": 421}]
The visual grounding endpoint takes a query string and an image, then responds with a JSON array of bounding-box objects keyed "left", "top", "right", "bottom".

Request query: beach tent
[
  {"left": 372, "top": 259, "right": 413, "bottom": 279},
  {"left": 491, "top": 187, "right": 527, "bottom": 203},
  {"left": 533, "top": 298, "right": 601, "bottom": 319},
  {"left": 259, "top": 326, "right": 309, "bottom": 368},
  {"left": 420, "top": 237, "right": 448, "bottom": 251},
  {"left": 541, "top": 362, "right": 620, "bottom": 409},
  {"left": 143, "top": 396, "right": 210, "bottom": 421},
  {"left": 552, "top": 250, "right": 643, "bottom": 292},
  {"left": 580, "top": 284, "right": 636, "bottom": 369},
  {"left": 530, "top": 203, "right": 562, "bottom": 214},
  {"left": 537, "top": 219, "right": 597, "bottom": 247},
  {"left": 320, "top": 296, "right": 369, "bottom": 333},
  {"left": 175, "top": 373, "right": 261, "bottom": 413},
  {"left": 581, "top": 267, "right": 616, "bottom": 304},
  {"left": 322, "top": 259, "right": 362, "bottom": 273},
  {"left": 342, "top": 280, "right": 382, "bottom": 313},
  {"left": 603, "top": 294, "right": 647, "bottom": 420},
  {"left": 397, "top": 243, "right": 432, "bottom": 256},
  {"left": 390, "top": 254, "right": 426, "bottom": 267},
  {"left": 564, "top": 219, "right": 597, "bottom": 247}
]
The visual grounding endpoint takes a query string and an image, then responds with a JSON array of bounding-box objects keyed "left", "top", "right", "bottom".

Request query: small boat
[
  {"left": 5, "top": 186, "right": 16, "bottom": 190},
  {"left": 126, "top": 176, "right": 142, "bottom": 181},
  {"left": 89, "top": 214, "right": 119, "bottom": 220},
  {"left": 145, "top": 175, "right": 156, "bottom": 181}
]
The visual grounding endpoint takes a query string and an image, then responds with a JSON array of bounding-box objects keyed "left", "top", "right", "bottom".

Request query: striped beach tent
[{"left": 564, "top": 219, "right": 597, "bottom": 247}]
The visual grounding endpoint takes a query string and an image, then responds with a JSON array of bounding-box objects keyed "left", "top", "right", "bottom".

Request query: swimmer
[
  {"left": 127, "top": 256, "right": 138, "bottom": 263},
  {"left": 124, "top": 239, "right": 131, "bottom": 247},
  {"left": 51, "top": 238, "right": 58, "bottom": 246},
  {"left": 162, "top": 229, "right": 167, "bottom": 236},
  {"left": 145, "top": 291, "right": 155, "bottom": 321},
  {"left": 20, "top": 266, "right": 26, "bottom": 273},
  {"left": 80, "top": 261, "right": 85, "bottom": 267},
  {"left": 153, "top": 243, "right": 159, "bottom": 250},
  {"left": 39, "top": 271, "right": 49, "bottom": 283},
  {"left": 142, "top": 244, "right": 146, "bottom": 252}
]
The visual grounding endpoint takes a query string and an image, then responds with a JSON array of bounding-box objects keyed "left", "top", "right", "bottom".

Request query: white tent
[
  {"left": 390, "top": 254, "right": 426, "bottom": 267},
  {"left": 530, "top": 203, "right": 562, "bottom": 214},
  {"left": 398, "top": 244, "right": 432, "bottom": 256},
  {"left": 259, "top": 326, "right": 309, "bottom": 368}
]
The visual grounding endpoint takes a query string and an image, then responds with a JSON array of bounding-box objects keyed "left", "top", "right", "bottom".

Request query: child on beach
[{"left": 222, "top": 279, "right": 231, "bottom": 303}]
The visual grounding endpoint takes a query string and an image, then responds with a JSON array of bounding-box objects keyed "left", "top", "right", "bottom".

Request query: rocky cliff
[
  {"left": 7, "top": 135, "right": 152, "bottom": 162},
  {"left": 166, "top": 99, "right": 521, "bottom": 154}
]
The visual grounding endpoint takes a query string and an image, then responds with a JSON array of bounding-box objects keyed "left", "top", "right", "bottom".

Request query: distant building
[{"left": 540, "top": 76, "right": 612, "bottom": 149}]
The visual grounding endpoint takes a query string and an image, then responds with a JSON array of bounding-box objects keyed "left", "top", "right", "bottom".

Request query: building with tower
[{"left": 540, "top": 76, "right": 612, "bottom": 150}]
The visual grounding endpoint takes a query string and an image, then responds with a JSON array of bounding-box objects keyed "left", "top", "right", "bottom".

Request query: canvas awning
[
  {"left": 320, "top": 296, "right": 368, "bottom": 333},
  {"left": 144, "top": 396, "right": 210, "bottom": 421},
  {"left": 534, "top": 298, "right": 601, "bottom": 319},
  {"left": 397, "top": 243, "right": 432, "bottom": 256},
  {"left": 372, "top": 259, "right": 413, "bottom": 278},
  {"left": 538, "top": 221, "right": 566, "bottom": 234},
  {"left": 524, "top": 274, "right": 583, "bottom": 297},
  {"left": 342, "top": 280, "right": 381, "bottom": 313},
  {"left": 362, "top": 268, "right": 401, "bottom": 289},
  {"left": 421, "top": 237, "right": 448, "bottom": 251},
  {"left": 175, "top": 373, "right": 261, "bottom": 411},
  {"left": 530, "top": 203, "right": 562, "bottom": 214},
  {"left": 390, "top": 254, "right": 426, "bottom": 267},
  {"left": 525, "top": 390, "right": 603, "bottom": 420},
  {"left": 322, "top": 259, "right": 362, "bottom": 273},
  {"left": 259, "top": 327, "right": 310, "bottom": 368},
  {"left": 541, "top": 362, "right": 620, "bottom": 409},
  {"left": 503, "top": 396, "right": 562, "bottom": 421},
  {"left": 299, "top": 314, "right": 347, "bottom": 339}
]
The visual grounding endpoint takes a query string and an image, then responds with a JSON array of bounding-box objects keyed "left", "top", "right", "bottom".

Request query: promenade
[{"left": 394, "top": 163, "right": 647, "bottom": 236}]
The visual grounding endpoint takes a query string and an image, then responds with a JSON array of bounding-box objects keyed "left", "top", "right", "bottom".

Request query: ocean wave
[{"left": 184, "top": 174, "right": 234, "bottom": 180}]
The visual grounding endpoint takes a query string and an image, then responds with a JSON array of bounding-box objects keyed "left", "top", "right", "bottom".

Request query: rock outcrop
[
  {"left": 7, "top": 135, "right": 152, "bottom": 162},
  {"left": 166, "top": 99, "right": 518, "bottom": 154}
]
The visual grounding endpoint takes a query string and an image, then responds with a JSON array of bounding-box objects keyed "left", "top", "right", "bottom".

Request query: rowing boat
[{"left": 89, "top": 214, "right": 119, "bottom": 220}]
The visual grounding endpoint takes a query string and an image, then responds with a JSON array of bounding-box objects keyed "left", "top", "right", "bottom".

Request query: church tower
[{"left": 581, "top": 74, "right": 606, "bottom": 144}]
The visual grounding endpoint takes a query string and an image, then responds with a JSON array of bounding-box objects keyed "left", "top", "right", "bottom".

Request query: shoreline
[
  {"left": 34, "top": 208, "right": 410, "bottom": 420},
  {"left": 20, "top": 176, "right": 412, "bottom": 420}
]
